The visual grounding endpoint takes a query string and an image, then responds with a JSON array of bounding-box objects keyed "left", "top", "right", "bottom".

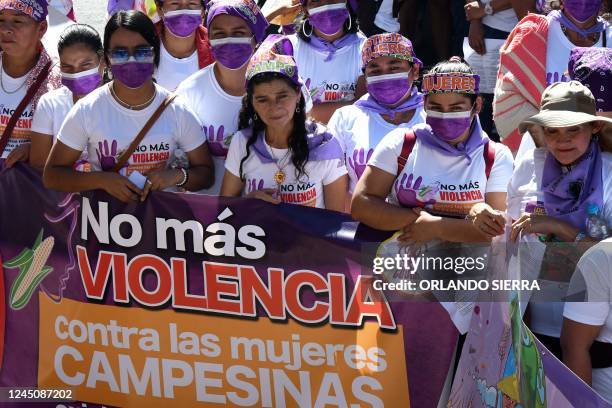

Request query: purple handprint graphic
[
  {"left": 96, "top": 140, "right": 118, "bottom": 171},
  {"left": 394, "top": 173, "right": 438, "bottom": 208},
  {"left": 247, "top": 178, "right": 265, "bottom": 193},
  {"left": 206, "top": 125, "right": 228, "bottom": 157},
  {"left": 348, "top": 148, "right": 373, "bottom": 181}
]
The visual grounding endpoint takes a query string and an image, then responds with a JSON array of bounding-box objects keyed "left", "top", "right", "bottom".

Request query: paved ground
[{"left": 72, "top": 0, "right": 107, "bottom": 35}]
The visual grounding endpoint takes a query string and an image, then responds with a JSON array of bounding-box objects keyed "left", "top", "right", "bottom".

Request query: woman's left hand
[
  {"left": 141, "top": 168, "right": 182, "bottom": 201},
  {"left": 5, "top": 143, "right": 30, "bottom": 168},
  {"left": 398, "top": 208, "right": 441, "bottom": 243},
  {"left": 469, "top": 204, "right": 506, "bottom": 238},
  {"left": 510, "top": 213, "right": 561, "bottom": 241}
]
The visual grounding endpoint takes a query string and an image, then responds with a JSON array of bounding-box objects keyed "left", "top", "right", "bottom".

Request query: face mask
[
  {"left": 366, "top": 71, "right": 412, "bottom": 106},
  {"left": 426, "top": 109, "right": 474, "bottom": 142},
  {"left": 61, "top": 66, "right": 102, "bottom": 96},
  {"left": 210, "top": 37, "right": 254, "bottom": 70},
  {"left": 308, "top": 3, "right": 349, "bottom": 36},
  {"left": 163, "top": 9, "right": 202, "bottom": 37},
  {"left": 563, "top": 0, "right": 602, "bottom": 23},
  {"left": 111, "top": 59, "right": 154, "bottom": 89}
]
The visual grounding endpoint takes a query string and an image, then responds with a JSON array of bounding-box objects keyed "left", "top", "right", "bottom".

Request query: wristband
[{"left": 176, "top": 167, "right": 188, "bottom": 187}]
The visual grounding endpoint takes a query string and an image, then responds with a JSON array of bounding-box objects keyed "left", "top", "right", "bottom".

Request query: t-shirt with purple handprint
[
  {"left": 328, "top": 103, "right": 426, "bottom": 192},
  {"left": 175, "top": 64, "right": 243, "bottom": 194}
]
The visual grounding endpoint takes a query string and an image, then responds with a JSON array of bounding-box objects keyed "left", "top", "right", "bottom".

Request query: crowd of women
[{"left": 0, "top": 0, "right": 611, "bottom": 403}]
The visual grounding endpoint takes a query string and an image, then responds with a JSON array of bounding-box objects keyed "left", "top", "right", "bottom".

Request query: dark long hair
[
  {"left": 296, "top": 1, "right": 359, "bottom": 42},
  {"left": 104, "top": 10, "right": 161, "bottom": 67},
  {"left": 237, "top": 73, "right": 309, "bottom": 181}
]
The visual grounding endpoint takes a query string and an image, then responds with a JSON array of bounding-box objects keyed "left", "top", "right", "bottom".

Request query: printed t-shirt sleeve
[
  {"left": 30, "top": 93, "right": 55, "bottom": 135},
  {"left": 225, "top": 131, "right": 247, "bottom": 178},
  {"left": 485, "top": 142, "right": 514, "bottom": 193},
  {"left": 56, "top": 103, "right": 88, "bottom": 152},
  {"left": 367, "top": 129, "right": 405, "bottom": 176},
  {"left": 322, "top": 157, "right": 348, "bottom": 185},
  {"left": 563, "top": 254, "right": 611, "bottom": 326},
  {"left": 175, "top": 103, "right": 205, "bottom": 153},
  {"left": 327, "top": 108, "right": 347, "bottom": 153}
]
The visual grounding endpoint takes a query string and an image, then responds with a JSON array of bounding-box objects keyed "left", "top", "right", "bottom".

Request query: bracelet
[{"left": 176, "top": 167, "right": 188, "bottom": 187}]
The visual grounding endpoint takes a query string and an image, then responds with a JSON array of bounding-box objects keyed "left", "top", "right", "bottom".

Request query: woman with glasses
[
  {"left": 28, "top": 24, "right": 105, "bottom": 170},
  {"left": 175, "top": 0, "right": 269, "bottom": 195},
  {"left": 289, "top": 0, "right": 366, "bottom": 124},
  {"left": 221, "top": 35, "right": 348, "bottom": 211},
  {"left": 43, "top": 10, "right": 214, "bottom": 203},
  {"left": 152, "top": 0, "right": 214, "bottom": 91}
]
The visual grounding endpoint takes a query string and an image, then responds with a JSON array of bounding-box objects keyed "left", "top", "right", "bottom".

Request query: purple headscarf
[
  {"left": 206, "top": 0, "right": 269, "bottom": 43},
  {"left": 0, "top": 0, "right": 47, "bottom": 22},
  {"left": 246, "top": 34, "right": 301, "bottom": 86},
  {"left": 568, "top": 47, "right": 612, "bottom": 112},
  {"left": 542, "top": 140, "right": 603, "bottom": 231}
]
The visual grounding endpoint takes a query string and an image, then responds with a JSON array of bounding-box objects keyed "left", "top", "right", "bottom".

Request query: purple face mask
[
  {"left": 308, "top": 3, "right": 349, "bottom": 36},
  {"left": 563, "top": 0, "right": 602, "bottom": 23},
  {"left": 61, "top": 66, "right": 102, "bottom": 96},
  {"left": 163, "top": 9, "right": 202, "bottom": 37},
  {"left": 366, "top": 71, "right": 412, "bottom": 106},
  {"left": 425, "top": 109, "right": 474, "bottom": 142},
  {"left": 210, "top": 37, "right": 254, "bottom": 70},
  {"left": 111, "top": 61, "right": 154, "bottom": 89}
]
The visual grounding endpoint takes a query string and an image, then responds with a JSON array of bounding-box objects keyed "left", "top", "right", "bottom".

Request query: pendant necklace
[{"left": 266, "top": 137, "right": 291, "bottom": 193}]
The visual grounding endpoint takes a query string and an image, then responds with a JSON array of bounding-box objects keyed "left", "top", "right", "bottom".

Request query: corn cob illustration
[{"left": 6, "top": 230, "right": 55, "bottom": 310}]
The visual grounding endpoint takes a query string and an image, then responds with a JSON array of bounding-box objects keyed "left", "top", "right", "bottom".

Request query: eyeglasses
[{"left": 108, "top": 46, "right": 155, "bottom": 64}]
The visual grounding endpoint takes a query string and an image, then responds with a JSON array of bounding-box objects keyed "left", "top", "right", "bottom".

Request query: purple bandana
[
  {"left": 413, "top": 116, "right": 489, "bottom": 164},
  {"left": 246, "top": 34, "right": 301, "bottom": 86},
  {"left": 354, "top": 86, "right": 423, "bottom": 119},
  {"left": 568, "top": 47, "right": 612, "bottom": 112},
  {"left": 251, "top": 122, "right": 344, "bottom": 163},
  {"left": 542, "top": 140, "right": 603, "bottom": 231},
  {"left": 548, "top": 10, "right": 609, "bottom": 39},
  {"left": 206, "top": 0, "right": 269, "bottom": 43},
  {"left": 0, "top": 0, "right": 47, "bottom": 21},
  {"left": 307, "top": 33, "right": 362, "bottom": 62}
]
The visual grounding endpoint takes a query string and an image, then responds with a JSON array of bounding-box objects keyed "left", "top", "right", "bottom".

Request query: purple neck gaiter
[
  {"left": 210, "top": 37, "right": 253, "bottom": 70},
  {"left": 111, "top": 62, "right": 154, "bottom": 89},
  {"left": 308, "top": 3, "right": 349, "bottom": 36},
  {"left": 163, "top": 9, "right": 202, "bottom": 38},
  {"left": 61, "top": 66, "right": 102, "bottom": 96},
  {"left": 542, "top": 139, "right": 604, "bottom": 231}
]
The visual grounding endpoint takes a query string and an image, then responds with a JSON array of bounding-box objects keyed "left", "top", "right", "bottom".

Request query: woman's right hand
[
  {"left": 96, "top": 172, "right": 143, "bottom": 203},
  {"left": 246, "top": 188, "right": 281, "bottom": 204}
]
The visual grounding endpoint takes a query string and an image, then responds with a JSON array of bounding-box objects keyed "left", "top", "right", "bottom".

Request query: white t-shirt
[
  {"left": 289, "top": 33, "right": 366, "bottom": 104},
  {"left": 57, "top": 83, "right": 205, "bottom": 176},
  {"left": 369, "top": 129, "right": 514, "bottom": 217},
  {"left": 510, "top": 151, "right": 612, "bottom": 338},
  {"left": 31, "top": 86, "right": 73, "bottom": 138},
  {"left": 374, "top": 0, "right": 400, "bottom": 33},
  {"left": 328, "top": 103, "right": 426, "bottom": 192},
  {"left": 175, "top": 64, "right": 242, "bottom": 195},
  {"left": 225, "top": 127, "right": 347, "bottom": 209},
  {"left": 545, "top": 18, "right": 612, "bottom": 86},
  {"left": 482, "top": 9, "right": 518, "bottom": 33},
  {"left": 0, "top": 70, "right": 34, "bottom": 159},
  {"left": 154, "top": 43, "right": 199, "bottom": 91},
  {"left": 564, "top": 238, "right": 612, "bottom": 403}
]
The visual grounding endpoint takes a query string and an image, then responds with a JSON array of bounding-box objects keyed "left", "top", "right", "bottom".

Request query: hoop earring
[
  {"left": 302, "top": 21, "right": 313, "bottom": 38},
  {"left": 346, "top": 15, "right": 352, "bottom": 31},
  {"left": 295, "top": 105, "right": 301, "bottom": 113}
]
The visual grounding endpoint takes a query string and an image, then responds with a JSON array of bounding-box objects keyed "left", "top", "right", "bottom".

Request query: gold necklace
[
  {"left": 109, "top": 82, "right": 156, "bottom": 110},
  {"left": 266, "top": 139, "right": 291, "bottom": 189}
]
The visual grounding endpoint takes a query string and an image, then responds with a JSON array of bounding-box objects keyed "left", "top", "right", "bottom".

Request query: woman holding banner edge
[{"left": 43, "top": 10, "right": 213, "bottom": 202}]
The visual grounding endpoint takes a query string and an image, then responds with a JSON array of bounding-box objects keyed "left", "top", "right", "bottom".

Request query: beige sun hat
[{"left": 519, "top": 81, "right": 612, "bottom": 134}]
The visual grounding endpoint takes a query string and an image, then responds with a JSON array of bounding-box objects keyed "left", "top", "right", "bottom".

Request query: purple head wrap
[
  {"left": 568, "top": 47, "right": 612, "bottom": 112},
  {"left": 206, "top": 0, "right": 269, "bottom": 43},
  {"left": 246, "top": 34, "right": 301, "bottom": 86},
  {"left": 0, "top": 0, "right": 47, "bottom": 22}
]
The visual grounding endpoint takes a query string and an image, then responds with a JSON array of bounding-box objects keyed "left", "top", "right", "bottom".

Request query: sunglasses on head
[{"left": 108, "top": 46, "right": 155, "bottom": 64}]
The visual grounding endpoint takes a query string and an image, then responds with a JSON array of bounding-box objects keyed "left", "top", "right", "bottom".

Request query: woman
[
  {"left": 562, "top": 238, "right": 612, "bottom": 403},
  {"left": 289, "top": 0, "right": 366, "bottom": 124},
  {"left": 153, "top": 0, "right": 213, "bottom": 91},
  {"left": 175, "top": 0, "right": 269, "bottom": 195},
  {"left": 509, "top": 81, "right": 612, "bottom": 357},
  {"left": 221, "top": 35, "right": 348, "bottom": 211},
  {"left": 44, "top": 10, "right": 213, "bottom": 202},
  {"left": 0, "top": 0, "right": 61, "bottom": 165},
  {"left": 494, "top": 0, "right": 611, "bottom": 152},
  {"left": 328, "top": 32, "right": 425, "bottom": 194},
  {"left": 28, "top": 24, "right": 104, "bottom": 169},
  {"left": 351, "top": 58, "right": 514, "bottom": 332}
]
